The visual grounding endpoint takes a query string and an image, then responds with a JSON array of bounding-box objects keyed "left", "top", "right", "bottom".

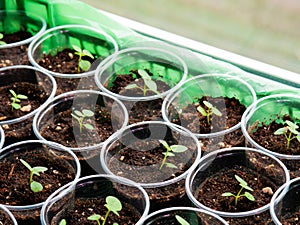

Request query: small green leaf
[
  {"left": 83, "top": 123, "right": 94, "bottom": 130},
  {"left": 32, "top": 166, "right": 48, "bottom": 176},
  {"left": 105, "top": 196, "right": 122, "bottom": 216},
  {"left": 20, "top": 159, "right": 32, "bottom": 171},
  {"left": 244, "top": 192, "right": 255, "bottom": 201},
  {"left": 235, "top": 175, "right": 248, "bottom": 187},
  {"left": 79, "top": 60, "right": 91, "bottom": 71},
  {"left": 171, "top": 145, "right": 188, "bottom": 153},
  {"left": 74, "top": 110, "right": 84, "bottom": 117},
  {"left": 222, "top": 192, "right": 234, "bottom": 197},
  {"left": 212, "top": 107, "right": 222, "bottom": 116},
  {"left": 158, "top": 140, "right": 170, "bottom": 149},
  {"left": 31, "top": 181, "right": 43, "bottom": 192},
  {"left": 286, "top": 120, "right": 299, "bottom": 130},
  {"left": 0, "top": 33, "right": 3, "bottom": 39},
  {"left": 197, "top": 106, "right": 207, "bottom": 116},
  {"left": 138, "top": 69, "right": 151, "bottom": 80},
  {"left": 72, "top": 45, "right": 82, "bottom": 53},
  {"left": 274, "top": 127, "right": 286, "bottom": 135},
  {"left": 125, "top": 84, "right": 138, "bottom": 89},
  {"left": 287, "top": 126, "right": 299, "bottom": 135},
  {"left": 83, "top": 49, "right": 94, "bottom": 59},
  {"left": 113, "top": 223, "right": 118, "bottom": 225},
  {"left": 144, "top": 79, "right": 157, "bottom": 92},
  {"left": 175, "top": 215, "right": 190, "bottom": 225},
  {"left": 71, "top": 113, "right": 80, "bottom": 121},
  {"left": 82, "top": 109, "right": 94, "bottom": 117},
  {"left": 16, "top": 94, "right": 28, "bottom": 100},
  {"left": 9, "top": 89, "right": 17, "bottom": 97},
  {"left": 203, "top": 100, "right": 213, "bottom": 109},
  {"left": 166, "top": 162, "right": 178, "bottom": 168},
  {"left": 12, "top": 103, "right": 20, "bottom": 109},
  {"left": 87, "top": 214, "right": 101, "bottom": 221},
  {"left": 59, "top": 219, "right": 67, "bottom": 225},
  {"left": 0, "top": 41, "right": 6, "bottom": 45}
]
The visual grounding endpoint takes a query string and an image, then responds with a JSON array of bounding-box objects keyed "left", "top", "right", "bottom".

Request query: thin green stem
[
  {"left": 160, "top": 147, "right": 171, "bottom": 170},
  {"left": 235, "top": 187, "right": 244, "bottom": 206},
  {"left": 29, "top": 171, "right": 33, "bottom": 184},
  {"left": 102, "top": 210, "right": 110, "bottom": 225},
  {"left": 78, "top": 54, "right": 82, "bottom": 72}
]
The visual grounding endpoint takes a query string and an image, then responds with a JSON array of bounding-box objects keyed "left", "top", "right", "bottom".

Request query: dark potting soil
[
  {"left": 37, "top": 49, "right": 99, "bottom": 95},
  {"left": 108, "top": 69, "right": 171, "bottom": 97},
  {"left": 39, "top": 105, "right": 115, "bottom": 148},
  {"left": 52, "top": 198, "right": 141, "bottom": 225},
  {"left": 0, "top": 31, "right": 32, "bottom": 67},
  {"left": 0, "top": 209, "right": 13, "bottom": 225},
  {"left": 224, "top": 210, "right": 274, "bottom": 225},
  {"left": 0, "top": 148, "right": 76, "bottom": 225},
  {"left": 107, "top": 139, "right": 197, "bottom": 212},
  {"left": 249, "top": 116, "right": 300, "bottom": 178},
  {"left": 170, "top": 96, "right": 246, "bottom": 153},
  {"left": 0, "top": 81, "right": 51, "bottom": 146}
]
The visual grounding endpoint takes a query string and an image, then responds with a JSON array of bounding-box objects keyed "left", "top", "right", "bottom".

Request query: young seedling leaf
[
  {"left": 203, "top": 100, "right": 213, "bottom": 109},
  {"left": 72, "top": 45, "right": 82, "bottom": 53},
  {"left": 82, "top": 109, "right": 94, "bottom": 117},
  {"left": 9, "top": 89, "right": 17, "bottom": 97},
  {"left": 74, "top": 110, "right": 84, "bottom": 117},
  {"left": 125, "top": 84, "right": 139, "bottom": 89},
  {"left": 83, "top": 49, "right": 94, "bottom": 59},
  {"left": 31, "top": 181, "right": 43, "bottom": 193},
  {"left": 235, "top": 175, "right": 247, "bottom": 187},
  {"left": 144, "top": 79, "right": 158, "bottom": 92},
  {"left": 212, "top": 107, "right": 222, "bottom": 116},
  {"left": 274, "top": 127, "right": 286, "bottom": 135},
  {"left": 20, "top": 159, "right": 32, "bottom": 170},
  {"left": 197, "top": 106, "right": 207, "bottom": 116},
  {"left": 286, "top": 120, "right": 299, "bottom": 130},
  {"left": 87, "top": 214, "right": 101, "bottom": 221},
  {"left": 175, "top": 215, "right": 190, "bottom": 225},
  {"left": 59, "top": 219, "right": 67, "bottom": 225},
  {"left": 138, "top": 69, "right": 151, "bottom": 80},
  {"left": 159, "top": 140, "right": 170, "bottom": 149},
  {"left": 166, "top": 162, "right": 178, "bottom": 168},
  {"left": 171, "top": 145, "right": 188, "bottom": 153},
  {"left": 83, "top": 123, "right": 94, "bottom": 130},
  {"left": 245, "top": 192, "right": 255, "bottom": 201},
  {"left": 79, "top": 60, "right": 91, "bottom": 71},
  {"left": 222, "top": 192, "right": 234, "bottom": 197},
  {"left": 32, "top": 166, "right": 48, "bottom": 176},
  {"left": 17, "top": 94, "right": 28, "bottom": 100},
  {"left": 105, "top": 196, "right": 122, "bottom": 216}
]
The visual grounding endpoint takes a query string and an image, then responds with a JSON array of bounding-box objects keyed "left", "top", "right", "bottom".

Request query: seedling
[
  {"left": 71, "top": 109, "right": 94, "bottom": 133},
  {"left": 0, "top": 33, "right": 6, "bottom": 45},
  {"left": 72, "top": 45, "right": 94, "bottom": 72},
  {"left": 175, "top": 215, "right": 190, "bottom": 225},
  {"left": 87, "top": 196, "right": 122, "bottom": 225},
  {"left": 222, "top": 175, "right": 255, "bottom": 206},
  {"left": 274, "top": 120, "right": 300, "bottom": 149},
  {"left": 59, "top": 219, "right": 66, "bottom": 225},
  {"left": 20, "top": 159, "right": 48, "bottom": 193},
  {"left": 125, "top": 69, "right": 160, "bottom": 96},
  {"left": 9, "top": 89, "right": 28, "bottom": 111},
  {"left": 196, "top": 100, "right": 222, "bottom": 125},
  {"left": 159, "top": 140, "right": 188, "bottom": 170}
]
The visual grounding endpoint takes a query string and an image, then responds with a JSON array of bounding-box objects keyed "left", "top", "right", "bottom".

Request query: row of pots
[{"left": 0, "top": 9, "right": 299, "bottom": 225}]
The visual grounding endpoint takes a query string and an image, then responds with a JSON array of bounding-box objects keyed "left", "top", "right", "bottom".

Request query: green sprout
[
  {"left": 196, "top": 100, "right": 222, "bottom": 125},
  {"left": 159, "top": 140, "right": 188, "bottom": 170},
  {"left": 20, "top": 159, "right": 48, "bottom": 193},
  {"left": 0, "top": 33, "right": 6, "bottom": 45},
  {"left": 71, "top": 109, "right": 94, "bottom": 133},
  {"left": 9, "top": 89, "right": 28, "bottom": 111},
  {"left": 222, "top": 175, "right": 255, "bottom": 206},
  {"left": 59, "top": 219, "right": 66, "bottom": 225},
  {"left": 274, "top": 120, "right": 300, "bottom": 149},
  {"left": 87, "top": 196, "right": 122, "bottom": 225},
  {"left": 175, "top": 215, "right": 190, "bottom": 225},
  {"left": 125, "top": 69, "right": 160, "bottom": 96},
  {"left": 72, "top": 45, "right": 94, "bottom": 72}
]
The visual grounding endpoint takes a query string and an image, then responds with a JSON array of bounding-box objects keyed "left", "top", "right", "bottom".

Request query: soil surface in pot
[
  {"left": 0, "top": 209, "right": 14, "bottom": 225},
  {"left": 0, "top": 148, "right": 76, "bottom": 225},
  {"left": 196, "top": 165, "right": 278, "bottom": 220},
  {"left": 224, "top": 210, "right": 274, "bottom": 225},
  {"left": 170, "top": 96, "right": 246, "bottom": 153},
  {"left": 107, "top": 138, "right": 197, "bottom": 212},
  {"left": 52, "top": 198, "right": 141, "bottom": 225},
  {"left": 37, "top": 49, "right": 100, "bottom": 95},
  {"left": 0, "top": 81, "right": 51, "bottom": 146},
  {"left": 39, "top": 104, "right": 115, "bottom": 148},
  {"left": 249, "top": 115, "right": 300, "bottom": 178},
  {"left": 0, "top": 31, "right": 32, "bottom": 67}
]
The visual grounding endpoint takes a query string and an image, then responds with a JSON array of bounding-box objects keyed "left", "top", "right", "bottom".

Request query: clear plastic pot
[
  {"left": 0, "top": 140, "right": 81, "bottom": 224},
  {"left": 33, "top": 90, "right": 128, "bottom": 175},
  {"left": 185, "top": 147, "right": 289, "bottom": 219},
  {"left": 101, "top": 121, "right": 201, "bottom": 212},
  {"left": 0, "top": 125, "right": 4, "bottom": 150},
  {"left": 0, "top": 205, "right": 18, "bottom": 225},
  {"left": 40, "top": 174, "right": 150, "bottom": 225}
]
